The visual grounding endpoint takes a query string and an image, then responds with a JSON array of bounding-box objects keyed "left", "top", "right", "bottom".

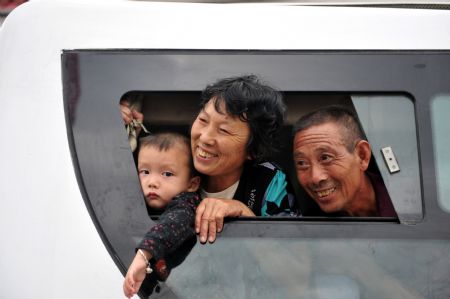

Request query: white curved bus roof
[{"left": 1, "top": 1, "right": 450, "bottom": 298}]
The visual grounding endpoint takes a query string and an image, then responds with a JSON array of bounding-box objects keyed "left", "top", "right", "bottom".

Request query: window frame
[{"left": 62, "top": 49, "right": 450, "bottom": 278}]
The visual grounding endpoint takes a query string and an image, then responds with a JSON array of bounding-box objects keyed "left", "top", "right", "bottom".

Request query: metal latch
[{"left": 381, "top": 146, "right": 400, "bottom": 174}]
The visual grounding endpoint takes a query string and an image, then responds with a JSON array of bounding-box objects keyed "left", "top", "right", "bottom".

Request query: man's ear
[
  {"left": 187, "top": 176, "right": 201, "bottom": 192},
  {"left": 355, "top": 140, "right": 371, "bottom": 171}
]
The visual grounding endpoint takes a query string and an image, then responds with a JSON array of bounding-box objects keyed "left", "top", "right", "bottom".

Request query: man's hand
[
  {"left": 120, "top": 101, "right": 144, "bottom": 136},
  {"left": 195, "top": 198, "right": 255, "bottom": 244}
]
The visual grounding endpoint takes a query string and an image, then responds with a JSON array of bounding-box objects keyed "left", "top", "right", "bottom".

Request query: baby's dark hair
[{"left": 139, "top": 132, "right": 196, "bottom": 176}]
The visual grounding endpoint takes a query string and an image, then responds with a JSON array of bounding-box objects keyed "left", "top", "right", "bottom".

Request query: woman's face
[{"left": 191, "top": 99, "right": 251, "bottom": 190}]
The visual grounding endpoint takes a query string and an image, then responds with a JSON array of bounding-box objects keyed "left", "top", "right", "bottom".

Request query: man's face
[{"left": 293, "top": 122, "right": 367, "bottom": 214}]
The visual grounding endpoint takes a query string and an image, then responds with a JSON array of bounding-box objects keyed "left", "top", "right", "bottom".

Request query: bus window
[
  {"left": 119, "top": 91, "right": 417, "bottom": 221},
  {"left": 62, "top": 50, "right": 450, "bottom": 298}
]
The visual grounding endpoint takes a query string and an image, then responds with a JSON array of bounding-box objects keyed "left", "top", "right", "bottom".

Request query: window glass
[
  {"left": 167, "top": 237, "right": 450, "bottom": 299},
  {"left": 431, "top": 95, "right": 450, "bottom": 213},
  {"left": 352, "top": 95, "right": 422, "bottom": 223}
]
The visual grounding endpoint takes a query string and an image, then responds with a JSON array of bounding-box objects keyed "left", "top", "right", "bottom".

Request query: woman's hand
[
  {"left": 123, "top": 251, "right": 150, "bottom": 298},
  {"left": 195, "top": 198, "right": 255, "bottom": 244}
]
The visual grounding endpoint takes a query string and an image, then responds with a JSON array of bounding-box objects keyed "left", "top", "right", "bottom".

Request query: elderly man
[{"left": 292, "top": 105, "right": 397, "bottom": 217}]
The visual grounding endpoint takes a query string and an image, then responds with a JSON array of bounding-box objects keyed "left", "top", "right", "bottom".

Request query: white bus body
[{"left": 1, "top": 1, "right": 450, "bottom": 298}]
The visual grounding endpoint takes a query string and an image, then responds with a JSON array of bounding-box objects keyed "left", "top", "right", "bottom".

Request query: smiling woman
[
  {"left": 190, "top": 75, "right": 299, "bottom": 243},
  {"left": 191, "top": 99, "right": 251, "bottom": 191}
]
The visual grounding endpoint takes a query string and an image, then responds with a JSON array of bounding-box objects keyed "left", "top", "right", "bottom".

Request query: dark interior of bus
[{"left": 120, "top": 91, "right": 387, "bottom": 218}]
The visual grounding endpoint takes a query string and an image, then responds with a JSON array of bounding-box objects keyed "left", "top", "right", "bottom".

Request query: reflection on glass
[
  {"left": 353, "top": 95, "right": 422, "bottom": 223},
  {"left": 431, "top": 95, "right": 450, "bottom": 213},
  {"left": 168, "top": 238, "right": 450, "bottom": 299}
]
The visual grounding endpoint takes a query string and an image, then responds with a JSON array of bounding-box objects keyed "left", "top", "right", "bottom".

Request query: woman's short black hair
[{"left": 200, "top": 75, "right": 286, "bottom": 162}]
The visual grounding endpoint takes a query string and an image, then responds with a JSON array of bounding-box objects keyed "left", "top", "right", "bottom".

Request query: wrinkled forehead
[
  {"left": 293, "top": 123, "right": 347, "bottom": 153},
  {"left": 202, "top": 97, "right": 244, "bottom": 122}
]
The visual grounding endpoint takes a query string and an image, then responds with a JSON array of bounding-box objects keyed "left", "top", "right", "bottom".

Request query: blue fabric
[{"left": 261, "top": 170, "right": 288, "bottom": 216}]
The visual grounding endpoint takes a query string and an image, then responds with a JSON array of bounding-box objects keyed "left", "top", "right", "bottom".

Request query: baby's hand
[{"left": 123, "top": 252, "right": 148, "bottom": 298}]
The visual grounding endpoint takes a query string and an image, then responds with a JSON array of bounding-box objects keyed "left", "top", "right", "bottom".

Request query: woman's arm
[
  {"left": 194, "top": 162, "right": 299, "bottom": 244},
  {"left": 195, "top": 197, "right": 255, "bottom": 244}
]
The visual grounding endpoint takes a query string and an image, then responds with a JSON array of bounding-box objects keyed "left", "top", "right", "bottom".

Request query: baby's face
[{"left": 138, "top": 145, "right": 196, "bottom": 210}]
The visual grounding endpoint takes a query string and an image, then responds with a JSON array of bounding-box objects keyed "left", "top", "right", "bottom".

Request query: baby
[{"left": 123, "top": 132, "right": 200, "bottom": 298}]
